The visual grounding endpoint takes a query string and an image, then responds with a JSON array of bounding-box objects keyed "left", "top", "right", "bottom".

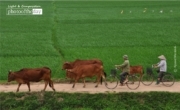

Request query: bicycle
[
  {"left": 141, "top": 66, "right": 175, "bottom": 87},
  {"left": 105, "top": 69, "right": 140, "bottom": 90}
]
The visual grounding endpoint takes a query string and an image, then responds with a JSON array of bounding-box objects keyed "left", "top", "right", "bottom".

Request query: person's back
[
  {"left": 158, "top": 59, "right": 167, "bottom": 72},
  {"left": 121, "top": 59, "right": 130, "bottom": 73}
]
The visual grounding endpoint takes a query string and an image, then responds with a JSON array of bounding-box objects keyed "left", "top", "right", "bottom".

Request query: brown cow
[
  {"left": 62, "top": 59, "right": 103, "bottom": 70},
  {"left": 67, "top": 64, "right": 106, "bottom": 88},
  {"left": 62, "top": 59, "right": 105, "bottom": 84},
  {"left": 130, "top": 65, "right": 144, "bottom": 78},
  {"left": 8, "top": 67, "right": 55, "bottom": 92}
]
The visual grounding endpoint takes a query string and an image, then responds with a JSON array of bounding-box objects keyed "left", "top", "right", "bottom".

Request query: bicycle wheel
[
  {"left": 162, "top": 74, "right": 175, "bottom": 87},
  {"left": 141, "top": 74, "right": 154, "bottom": 86},
  {"left": 105, "top": 75, "right": 119, "bottom": 89},
  {"left": 126, "top": 75, "right": 140, "bottom": 90}
]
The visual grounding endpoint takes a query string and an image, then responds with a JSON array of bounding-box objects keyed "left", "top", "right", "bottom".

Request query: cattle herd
[
  {"left": 8, "top": 59, "right": 109, "bottom": 92},
  {"left": 7, "top": 58, "right": 144, "bottom": 92}
]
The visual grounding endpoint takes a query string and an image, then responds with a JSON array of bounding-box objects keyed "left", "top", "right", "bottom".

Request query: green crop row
[
  {"left": 0, "top": 1, "right": 179, "bottom": 80},
  {"left": 0, "top": 91, "right": 180, "bottom": 110}
]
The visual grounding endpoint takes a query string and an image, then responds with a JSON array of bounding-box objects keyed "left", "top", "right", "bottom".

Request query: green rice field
[{"left": 0, "top": 1, "right": 180, "bottom": 81}]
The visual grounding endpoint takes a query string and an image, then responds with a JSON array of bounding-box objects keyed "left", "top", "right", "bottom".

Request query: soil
[{"left": 0, "top": 81, "right": 180, "bottom": 94}]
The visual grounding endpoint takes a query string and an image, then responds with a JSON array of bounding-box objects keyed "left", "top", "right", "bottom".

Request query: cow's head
[
  {"left": 62, "top": 62, "right": 73, "bottom": 70},
  {"left": 8, "top": 70, "right": 15, "bottom": 82}
]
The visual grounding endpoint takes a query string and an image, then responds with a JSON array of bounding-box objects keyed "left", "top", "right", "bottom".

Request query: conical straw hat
[
  {"left": 123, "top": 55, "right": 128, "bottom": 59},
  {"left": 158, "top": 55, "right": 166, "bottom": 60}
]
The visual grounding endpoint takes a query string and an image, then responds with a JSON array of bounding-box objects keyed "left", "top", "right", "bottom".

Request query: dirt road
[{"left": 0, "top": 82, "right": 180, "bottom": 93}]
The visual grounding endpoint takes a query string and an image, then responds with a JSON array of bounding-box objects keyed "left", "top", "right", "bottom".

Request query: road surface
[{"left": 0, "top": 82, "right": 180, "bottom": 93}]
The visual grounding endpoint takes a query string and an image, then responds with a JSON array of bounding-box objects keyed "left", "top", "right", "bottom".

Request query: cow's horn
[
  {"left": 65, "top": 62, "right": 70, "bottom": 64},
  {"left": 67, "top": 69, "right": 72, "bottom": 72}
]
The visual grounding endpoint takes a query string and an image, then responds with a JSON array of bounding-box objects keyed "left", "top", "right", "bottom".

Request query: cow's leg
[
  {"left": 43, "top": 81, "right": 48, "bottom": 91},
  {"left": 70, "top": 79, "right": 74, "bottom": 84},
  {"left": 72, "top": 77, "right": 79, "bottom": 88},
  {"left": 16, "top": 83, "right": 21, "bottom": 92},
  {"left": 94, "top": 78, "right": 97, "bottom": 83},
  {"left": 95, "top": 73, "right": 107, "bottom": 87},
  {"left": 49, "top": 80, "right": 55, "bottom": 91},
  {"left": 95, "top": 75, "right": 101, "bottom": 88},
  {"left": 83, "top": 78, "right": 86, "bottom": 88},
  {"left": 102, "top": 74, "right": 107, "bottom": 85},
  {"left": 72, "top": 80, "right": 76, "bottom": 88},
  {"left": 27, "top": 82, "right": 31, "bottom": 92}
]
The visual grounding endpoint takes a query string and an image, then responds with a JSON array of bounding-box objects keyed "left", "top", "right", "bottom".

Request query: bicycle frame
[
  {"left": 141, "top": 66, "right": 175, "bottom": 87},
  {"left": 105, "top": 69, "right": 140, "bottom": 90}
]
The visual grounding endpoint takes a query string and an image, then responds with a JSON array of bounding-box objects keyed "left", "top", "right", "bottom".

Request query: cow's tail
[
  {"left": 45, "top": 67, "right": 55, "bottom": 91},
  {"left": 49, "top": 80, "right": 52, "bottom": 87},
  {"left": 49, "top": 80, "right": 55, "bottom": 91},
  {"left": 101, "top": 70, "right": 107, "bottom": 85},
  {"left": 48, "top": 67, "right": 52, "bottom": 88},
  {"left": 48, "top": 79, "right": 56, "bottom": 91},
  {"left": 49, "top": 80, "right": 53, "bottom": 88}
]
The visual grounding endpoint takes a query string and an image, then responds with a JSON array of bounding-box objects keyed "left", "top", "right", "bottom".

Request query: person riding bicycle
[
  {"left": 115, "top": 55, "right": 130, "bottom": 86},
  {"left": 153, "top": 55, "right": 167, "bottom": 85}
]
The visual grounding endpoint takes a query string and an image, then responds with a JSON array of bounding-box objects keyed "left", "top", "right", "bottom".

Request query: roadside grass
[{"left": 0, "top": 91, "right": 180, "bottom": 109}]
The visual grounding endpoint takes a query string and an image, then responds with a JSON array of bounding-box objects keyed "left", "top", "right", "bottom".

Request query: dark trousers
[
  {"left": 120, "top": 72, "right": 128, "bottom": 84},
  {"left": 158, "top": 72, "right": 165, "bottom": 81}
]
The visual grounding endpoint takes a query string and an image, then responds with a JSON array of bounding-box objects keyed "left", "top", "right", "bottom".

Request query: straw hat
[
  {"left": 158, "top": 55, "right": 166, "bottom": 60},
  {"left": 123, "top": 55, "right": 128, "bottom": 59}
]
